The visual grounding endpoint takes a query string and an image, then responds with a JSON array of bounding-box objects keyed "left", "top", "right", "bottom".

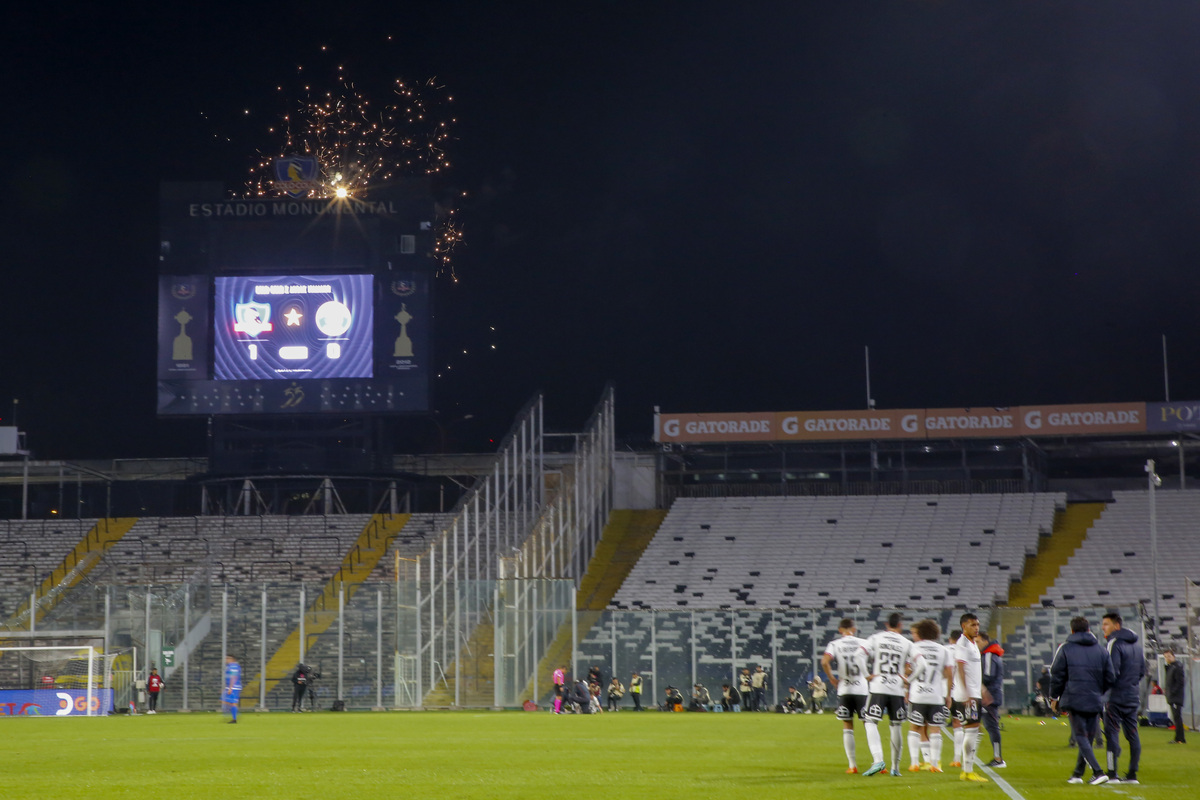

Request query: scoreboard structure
[{"left": 156, "top": 180, "right": 435, "bottom": 417}]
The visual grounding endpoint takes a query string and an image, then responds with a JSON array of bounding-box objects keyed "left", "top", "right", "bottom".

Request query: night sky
[{"left": 6, "top": 2, "right": 1200, "bottom": 459}]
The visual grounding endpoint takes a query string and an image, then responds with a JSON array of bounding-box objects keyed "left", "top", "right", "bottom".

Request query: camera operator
[{"left": 291, "top": 663, "right": 309, "bottom": 712}]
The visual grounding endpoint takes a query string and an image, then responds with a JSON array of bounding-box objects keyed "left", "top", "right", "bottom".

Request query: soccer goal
[{"left": 0, "top": 645, "right": 123, "bottom": 716}]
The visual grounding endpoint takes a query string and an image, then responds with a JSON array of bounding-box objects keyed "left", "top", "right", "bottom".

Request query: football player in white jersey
[
  {"left": 946, "top": 629, "right": 963, "bottom": 765},
  {"left": 906, "top": 618, "right": 951, "bottom": 772},
  {"left": 821, "top": 618, "right": 870, "bottom": 774},
  {"left": 953, "top": 612, "right": 988, "bottom": 782},
  {"left": 862, "top": 612, "right": 913, "bottom": 777}
]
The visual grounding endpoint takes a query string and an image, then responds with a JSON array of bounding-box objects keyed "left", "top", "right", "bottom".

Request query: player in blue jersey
[{"left": 223, "top": 654, "right": 242, "bottom": 724}]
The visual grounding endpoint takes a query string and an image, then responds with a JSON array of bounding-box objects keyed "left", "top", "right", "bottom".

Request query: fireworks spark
[{"left": 243, "top": 66, "right": 463, "bottom": 277}]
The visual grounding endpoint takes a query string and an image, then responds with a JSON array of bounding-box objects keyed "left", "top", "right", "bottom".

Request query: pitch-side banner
[
  {"left": 654, "top": 402, "right": 1150, "bottom": 444},
  {"left": 0, "top": 689, "right": 112, "bottom": 716}
]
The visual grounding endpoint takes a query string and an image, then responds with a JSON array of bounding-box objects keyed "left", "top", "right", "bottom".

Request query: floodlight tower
[{"left": 1146, "top": 459, "right": 1163, "bottom": 646}]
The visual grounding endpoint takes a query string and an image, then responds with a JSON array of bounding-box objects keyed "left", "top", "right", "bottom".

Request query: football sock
[
  {"left": 553, "top": 698, "right": 562, "bottom": 713},
  {"left": 865, "top": 721, "right": 884, "bottom": 763},
  {"left": 930, "top": 732, "right": 943, "bottom": 765},
  {"left": 231, "top": 705, "right": 238, "bottom": 722},
  {"left": 953, "top": 727, "right": 965, "bottom": 763},
  {"left": 890, "top": 722, "right": 902, "bottom": 766},
  {"left": 843, "top": 729, "right": 857, "bottom": 768},
  {"left": 963, "top": 727, "right": 979, "bottom": 772},
  {"left": 921, "top": 739, "right": 933, "bottom": 765},
  {"left": 993, "top": 738, "right": 1002, "bottom": 760},
  {"left": 908, "top": 731, "right": 923, "bottom": 767}
]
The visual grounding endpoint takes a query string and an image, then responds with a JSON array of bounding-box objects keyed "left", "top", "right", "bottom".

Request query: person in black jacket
[
  {"left": 570, "top": 679, "right": 592, "bottom": 714},
  {"left": 290, "top": 663, "right": 309, "bottom": 712},
  {"left": 1050, "top": 616, "right": 1116, "bottom": 785},
  {"left": 978, "top": 631, "right": 1006, "bottom": 767},
  {"left": 1102, "top": 613, "right": 1145, "bottom": 782},
  {"left": 1163, "top": 650, "right": 1187, "bottom": 743}
]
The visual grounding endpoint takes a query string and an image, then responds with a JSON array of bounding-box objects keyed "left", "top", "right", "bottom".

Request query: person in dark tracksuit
[
  {"left": 1164, "top": 650, "right": 1187, "bottom": 743},
  {"left": 1050, "top": 616, "right": 1116, "bottom": 785},
  {"left": 978, "top": 632, "right": 1006, "bottom": 767},
  {"left": 1102, "top": 613, "right": 1145, "bottom": 783}
]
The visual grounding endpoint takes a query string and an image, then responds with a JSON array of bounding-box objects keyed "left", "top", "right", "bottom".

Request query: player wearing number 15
[
  {"left": 821, "top": 618, "right": 870, "bottom": 774},
  {"left": 862, "top": 612, "right": 913, "bottom": 777}
]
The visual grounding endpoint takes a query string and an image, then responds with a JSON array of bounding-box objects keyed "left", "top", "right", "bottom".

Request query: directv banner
[
  {"left": 0, "top": 689, "right": 112, "bottom": 716},
  {"left": 655, "top": 402, "right": 1154, "bottom": 444}
]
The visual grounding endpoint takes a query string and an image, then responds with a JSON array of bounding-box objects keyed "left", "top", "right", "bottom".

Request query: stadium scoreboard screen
[{"left": 157, "top": 181, "right": 433, "bottom": 416}]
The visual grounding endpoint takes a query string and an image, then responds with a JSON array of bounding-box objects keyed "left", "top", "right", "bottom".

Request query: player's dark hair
[
  {"left": 977, "top": 632, "right": 990, "bottom": 643},
  {"left": 914, "top": 618, "right": 940, "bottom": 641},
  {"left": 1070, "top": 616, "right": 1089, "bottom": 633},
  {"left": 887, "top": 612, "right": 903, "bottom": 629},
  {"left": 838, "top": 617, "right": 855, "bottom": 631},
  {"left": 959, "top": 612, "right": 978, "bottom": 626},
  {"left": 948, "top": 630, "right": 961, "bottom": 643},
  {"left": 1103, "top": 612, "right": 1123, "bottom": 626}
]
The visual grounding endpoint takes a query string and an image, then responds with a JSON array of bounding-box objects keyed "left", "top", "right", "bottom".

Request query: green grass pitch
[{"left": 2, "top": 710, "right": 1192, "bottom": 799}]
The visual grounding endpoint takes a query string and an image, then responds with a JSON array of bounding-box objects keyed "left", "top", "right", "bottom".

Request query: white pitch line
[
  {"left": 937, "top": 729, "right": 1027, "bottom": 800},
  {"left": 976, "top": 761, "right": 1024, "bottom": 800}
]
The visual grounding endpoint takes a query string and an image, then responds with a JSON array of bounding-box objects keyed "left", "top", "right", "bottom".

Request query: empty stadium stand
[
  {"left": 1040, "top": 489, "right": 1200, "bottom": 641},
  {"left": 611, "top": 494, "right": 1064, "bottom": 611}
]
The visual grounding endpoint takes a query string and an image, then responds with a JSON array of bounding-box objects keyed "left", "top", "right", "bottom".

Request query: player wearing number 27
[
  {"left": 906, "top": 619, "right": 952, "bottom": 773},
  {"left": 861, "top": 612, "right": 913, "bottom": 777},
  {"left": 821, "top": 618, "right": 871, "bottom": 774}
]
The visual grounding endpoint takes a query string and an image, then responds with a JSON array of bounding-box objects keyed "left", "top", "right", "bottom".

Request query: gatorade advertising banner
[{"left": 655, "top": 402, "right": 1154, "bottom": 444}]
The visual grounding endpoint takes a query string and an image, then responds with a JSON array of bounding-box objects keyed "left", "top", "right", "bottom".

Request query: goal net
[{"left": 0, "top": 646, "right": 121, "bottom": 716}]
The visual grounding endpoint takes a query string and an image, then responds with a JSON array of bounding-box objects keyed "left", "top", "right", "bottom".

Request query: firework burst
[{"left": 244, "top": 65, "right": 463, "bottom": 277}]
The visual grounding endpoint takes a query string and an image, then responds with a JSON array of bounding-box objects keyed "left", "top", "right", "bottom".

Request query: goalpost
[{"left": 0, "top": 645, "right": 121, "bottom": 717}]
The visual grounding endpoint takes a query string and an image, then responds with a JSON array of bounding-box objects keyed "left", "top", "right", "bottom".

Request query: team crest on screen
[
  {"left": 171, "top": 282, "right": 196, "bottom": 300},
  {"left": 233, "top": 303, "right": 273, "bottom": 336},
  {"left": 391, "top": 279, "right": 416, "bottom": 297},
  {"left": 274, "top": 156, "right": 321, "bottom": 198}
]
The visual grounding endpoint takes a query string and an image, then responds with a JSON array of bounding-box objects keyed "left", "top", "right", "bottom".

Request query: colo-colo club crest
[{"left": 274, "top": 156, "right": 322, "bottom": 198}]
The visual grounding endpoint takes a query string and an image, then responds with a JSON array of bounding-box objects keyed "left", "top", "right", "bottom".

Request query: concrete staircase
[
  {"left": 422, "top": 620, "right": 496, "bottom": 708},
  {"left": 521, "top": 509, "right": 667, "bottom": 703},
  {"left": 1006, "top": 502, "right": 1104, "bottom": 608},
  {"left": 242, "top": 513, "right": 411, "bottom": 702},
  {"left": 3, "top": 517, "right": 138, "bottom": 631}
]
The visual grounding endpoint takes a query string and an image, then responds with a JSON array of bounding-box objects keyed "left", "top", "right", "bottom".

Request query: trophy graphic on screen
[
  {"left": 394, "top": 304, "right": 414, "bottom": 358},
  {"left": 173, "top": 308, "right": 194, "bottom": 361}
]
